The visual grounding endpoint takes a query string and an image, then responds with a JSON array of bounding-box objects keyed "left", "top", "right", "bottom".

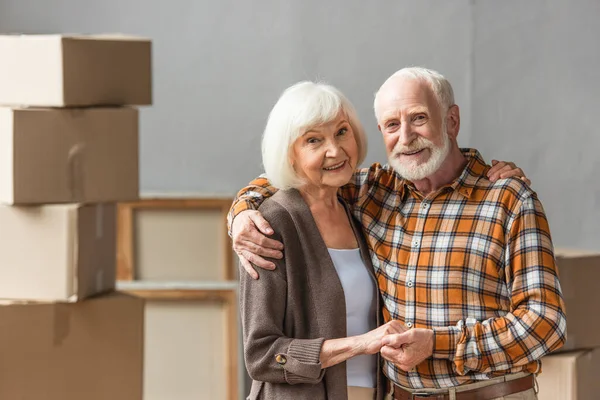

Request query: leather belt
[{"left": 393, "top": 375, "right": 534, "bottom": 400}]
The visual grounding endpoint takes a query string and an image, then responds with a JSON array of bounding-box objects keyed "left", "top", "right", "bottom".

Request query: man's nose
[{"left": 398, "top": 123, "right": 416, "bottom": 146}]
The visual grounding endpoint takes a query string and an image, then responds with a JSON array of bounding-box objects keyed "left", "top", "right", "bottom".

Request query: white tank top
[{"left": 327, "top": 248, "right": 377, "bottom": 388}]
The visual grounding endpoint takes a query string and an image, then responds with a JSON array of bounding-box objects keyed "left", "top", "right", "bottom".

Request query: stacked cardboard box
[
  {"left": 0, "top": 34, "right": 151, "bottom": 400},
  {"left": 537, "top": 249, "right": 600, "bottom": 400}
]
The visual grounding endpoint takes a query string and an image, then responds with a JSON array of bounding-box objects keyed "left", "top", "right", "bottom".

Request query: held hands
[
  {"left": 380, "top": 328, "right": 434, "bottom": 372},
  {"left": 357, "top": 322, "right": 435, "bottom": 371},
  {"left": 357, "top": 320, "right": 407, "bottom": 355},
  {"left": 232, "top": 210, "right": 284, "bottom": 279}
]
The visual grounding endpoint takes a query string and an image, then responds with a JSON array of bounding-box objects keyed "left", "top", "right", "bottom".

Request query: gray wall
[{"left": 0, "top": 0, "right": 598, "bottom": 251}]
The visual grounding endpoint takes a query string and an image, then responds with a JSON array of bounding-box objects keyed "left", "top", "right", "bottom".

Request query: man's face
[{"left": 376, "top": 78, "right": 456, "bottom": 181}]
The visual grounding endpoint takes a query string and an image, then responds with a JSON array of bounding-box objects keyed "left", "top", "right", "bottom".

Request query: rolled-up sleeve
[{"left": 432, "top": 194, "right": 567, "bottom": 375}]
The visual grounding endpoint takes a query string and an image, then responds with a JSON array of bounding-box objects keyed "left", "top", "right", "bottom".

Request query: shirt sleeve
[
  {"left": 226, "top": 175, "right": 279, "bottom": 235},
  {"left": 432, "top": 193, "right": 567, "bottom": 375},
  {"left": 239, "top": 205, "right": 326, "bottom": 384}
]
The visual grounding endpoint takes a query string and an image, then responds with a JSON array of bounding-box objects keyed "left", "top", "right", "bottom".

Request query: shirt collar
[{"left": 401, "top": 148, "right": 488, "bottom": 200}]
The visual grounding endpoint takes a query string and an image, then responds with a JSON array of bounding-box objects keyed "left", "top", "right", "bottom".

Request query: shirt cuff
[
  {"left": 226, "top": 199, "right": 258, "bottom": 237},
  {"left": 432, "top": 326, "right": 460, "bottom": 360}
]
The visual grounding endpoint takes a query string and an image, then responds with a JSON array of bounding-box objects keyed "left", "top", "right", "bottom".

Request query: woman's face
[{"left": 291, "top": 113, "right": 358, "bottom": 191}]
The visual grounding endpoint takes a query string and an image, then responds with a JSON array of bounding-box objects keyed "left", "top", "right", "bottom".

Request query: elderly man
[{"left": 229, "top": 67, "right": 566, "bottom": 399}]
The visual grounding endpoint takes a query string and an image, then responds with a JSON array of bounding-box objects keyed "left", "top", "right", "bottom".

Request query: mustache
[{"left": 392, "top": 137, "right": 434, "bottom": 155}]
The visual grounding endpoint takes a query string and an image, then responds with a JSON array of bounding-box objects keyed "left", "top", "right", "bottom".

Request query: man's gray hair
[{"left": 374, "top": 67, "right": 455, "bottom": 121}]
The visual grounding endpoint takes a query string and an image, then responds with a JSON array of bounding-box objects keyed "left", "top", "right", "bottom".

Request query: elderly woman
[{"left": 240, "top": 82, "right": 400, "bottom": 400}]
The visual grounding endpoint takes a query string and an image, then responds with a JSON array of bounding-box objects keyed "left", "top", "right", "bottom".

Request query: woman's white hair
[
  {"left": 374, "top": 67, "right": 455, "bottom": 120},
  {"left": 262, "top": 81, "right": 368, "bottom": 190}
]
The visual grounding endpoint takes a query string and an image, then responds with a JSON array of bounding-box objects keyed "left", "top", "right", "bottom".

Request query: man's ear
[{"left": 446, "top": 105, "right": 460, "bottom": 140}]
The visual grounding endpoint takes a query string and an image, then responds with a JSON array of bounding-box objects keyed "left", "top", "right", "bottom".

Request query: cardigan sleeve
[{"left": 239, "top": 202, "right": 326, "bottom": 385}]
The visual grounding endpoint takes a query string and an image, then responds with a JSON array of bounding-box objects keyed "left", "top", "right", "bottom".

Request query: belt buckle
[{"left": 412, "top": 393, "right": 447, "bottom": 400}]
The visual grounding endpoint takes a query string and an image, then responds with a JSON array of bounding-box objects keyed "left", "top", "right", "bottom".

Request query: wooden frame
[
  {"left": 116, "top": 198, "right": 234, "bottom": 281},
  {"left": 118, "top": 282, "right": 239, "bottom": 400}
]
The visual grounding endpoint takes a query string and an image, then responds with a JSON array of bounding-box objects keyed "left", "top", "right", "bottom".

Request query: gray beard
[{"left": 388, "top": 131, "right": 451, "bottom": 181}]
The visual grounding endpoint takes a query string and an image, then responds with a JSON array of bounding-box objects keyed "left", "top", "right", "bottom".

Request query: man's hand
[
  {"left": 357, "top": 320, "right": 407, "bottom": 355},
  {"left": 232, "top": 210, "right": 284, "bottom": 279},
  {"left": 487, "top": 160, "right": 531, "bottom": 185},
  {"left": 380, "top": 328, "right": 434, "bottom": 371}
]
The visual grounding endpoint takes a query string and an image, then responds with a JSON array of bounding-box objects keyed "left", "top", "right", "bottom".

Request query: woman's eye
[
  {"left": 307, "top": 137, "right": 319, "bottom": 144},
  {"left": 337, "top": 128, "right": 348, "bottom": 136}
]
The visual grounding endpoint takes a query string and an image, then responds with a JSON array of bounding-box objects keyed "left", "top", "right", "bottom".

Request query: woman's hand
[
  {"left": 358, "top": 320, "right": 407, "bottom": 355},
  {"left": 487, "top": 160, "right": 531, "bottom": 185}
]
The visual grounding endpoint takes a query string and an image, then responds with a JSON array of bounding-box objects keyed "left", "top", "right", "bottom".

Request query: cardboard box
[
  {"left": 537, "top": 348, "right": 600, "bottom": 400},
  {"left": 0, "top": 203, "right": 115, "bottom": 301},
  {"left": 0, "top": 34, "right": 151, "bottom": 107},
  {"left": 0, "top": 292, "right": 144, "bottom": 400},
  {"left": 554, "top": 249, "right": 600, "bottom": 352},
  {"left": 0, "top": 106, "right": 139, "bottom": 204}
]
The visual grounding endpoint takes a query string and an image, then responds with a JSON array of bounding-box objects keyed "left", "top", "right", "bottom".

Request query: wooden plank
[
  {"left": 124, "top": 198, "right": 232, "bottom": 210},
  {"left": 116, "top": 204, "right": 134, "bottom": 280},
  {"left": 116, "top": 280, "right": 238, "bottom": 291},
  {"left": 120, "top": 289, "right": 233, "bottom": 302},
  {"left": 224, "top": 290, "right": 239, "bottom": 400}
]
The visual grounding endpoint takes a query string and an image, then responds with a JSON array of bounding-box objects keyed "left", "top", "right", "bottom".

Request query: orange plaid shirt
[{"left": 229, "top": 149, "right": 567, "bottom": 389}]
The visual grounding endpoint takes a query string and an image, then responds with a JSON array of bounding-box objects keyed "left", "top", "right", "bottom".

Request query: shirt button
[
  {"left": 275, "top": 354, "right": 287, "bottom": 365},
  {"left": 421, "top": 202, "right": 429, "bottom": 210},
  {"left": 407, "top": 281, "right": 414, "bottom": 288},
  {"left": 412, "top": 240, "right": 420, "bottom": 248},
  {"left": 406, "top": 322, "right": 413, "bottom": 328}
]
